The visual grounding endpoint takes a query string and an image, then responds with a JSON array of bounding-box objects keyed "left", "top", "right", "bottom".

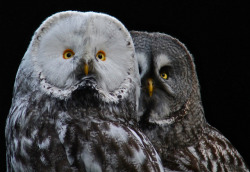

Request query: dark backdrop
[{"left": 1, "top": 1, "right": 249, "bottom": 169}]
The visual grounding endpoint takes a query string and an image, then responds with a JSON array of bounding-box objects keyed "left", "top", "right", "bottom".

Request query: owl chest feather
[
  {"left": 161, "top": 125, "right": 249, "bottom": 172},
  {"left": 141, "top": 107, "right": 249, "bottom": 172},
  {"left": 6, "top": 93, "right": 163, "bottom": 172}
]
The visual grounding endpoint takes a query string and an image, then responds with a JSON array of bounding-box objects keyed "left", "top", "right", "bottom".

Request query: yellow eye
[
  {"left": 96, "top": 50, "right": 106, "bottom": 61},
  {"left": 160, "top": 72, "right": 168, "bottom": 80},
  {"left": 63, "top": 49, "right": 75, "bottom": 59}
]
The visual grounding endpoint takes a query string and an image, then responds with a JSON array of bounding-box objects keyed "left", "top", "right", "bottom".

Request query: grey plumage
[
  {"left": 131, "top": 31, "right": 249, "bottom": 171},
  {"left": 5, "top": 12, "right": 164, "bottom": 172}
]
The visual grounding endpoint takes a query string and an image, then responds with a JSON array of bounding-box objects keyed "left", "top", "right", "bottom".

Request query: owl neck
[
  {"left": 11, "top": 84, "right": 138, "bottom": 130},
  {"left": 65, "top": 87, "right": 138, "bottom": 124},
  {"left": 141, "top": 91, "right": 206, "bottom": 153}
]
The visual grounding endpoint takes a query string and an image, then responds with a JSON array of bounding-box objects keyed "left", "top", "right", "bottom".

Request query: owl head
[
  {"left": 131, "top": 31, "right": 201, "bottom": 126},
  {"left": 14, "top": 11, "right": 139, "bottom": 108}
]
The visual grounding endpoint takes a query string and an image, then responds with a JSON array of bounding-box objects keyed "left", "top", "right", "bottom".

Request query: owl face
[
  {"left": 25, "top": 11, "right": 137, "bottom": 101},
  {"left": 131, "top": 31, "right": 195, "bottom": 124}
]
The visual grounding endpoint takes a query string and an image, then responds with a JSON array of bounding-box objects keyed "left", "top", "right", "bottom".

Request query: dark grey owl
[
  {"left": 130, "top": 31, "right": 249, "bottom": 172},
  {"left": 5, "top": 12, "right": 164, "bottom": 172}
]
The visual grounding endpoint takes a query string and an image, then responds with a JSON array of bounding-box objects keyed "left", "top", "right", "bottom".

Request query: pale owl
[{"left": 5, "top": 12, "right": 164, "bottom": 172}]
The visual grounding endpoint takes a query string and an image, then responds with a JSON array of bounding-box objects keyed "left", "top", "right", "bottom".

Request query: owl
[
  {"left": 5, "top": 11, "right": 164, "bottom": 172},
  {"left": 131, "top": 31, "right": 249, "bottom": 171}
]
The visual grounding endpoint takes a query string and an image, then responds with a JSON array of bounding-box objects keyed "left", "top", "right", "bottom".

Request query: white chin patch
[
  {"left": 149, "top": 118, "right": 175, "bottom": 125},
  {"left": 148, "top": 106, "right": 173, "bottom": 125}
]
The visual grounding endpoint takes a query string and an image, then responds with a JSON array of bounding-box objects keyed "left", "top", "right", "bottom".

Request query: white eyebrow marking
[{"left": 155, "top": 54, "right": 171, "bottom": 70}]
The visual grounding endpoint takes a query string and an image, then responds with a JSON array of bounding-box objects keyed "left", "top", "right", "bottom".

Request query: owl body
[
  {"left": 131, "top": 31, "right": 249, "bottom": 171},
  {"left": 169, "top": 124, "right": 248, "bottom": 171},
  {"left": 5, "top": 12, "right": 164, "bottom": 172},
  {"left": 6, "top": 92, "right": 161, "bottom": 171},
  {"left": 143, "top": 119, "right": 248, "bottom": 171}
]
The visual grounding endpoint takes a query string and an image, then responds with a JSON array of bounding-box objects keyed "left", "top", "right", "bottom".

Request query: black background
[{"left": 1, "top": 1, "right": 249, "bottom": 169}]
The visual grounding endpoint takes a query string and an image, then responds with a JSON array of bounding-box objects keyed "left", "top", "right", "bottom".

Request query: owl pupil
[
  {"left": 98, "top": 54, "right": 102, "bottom": 59},
  {"left": 67, "top": 53, "right": 72, "bottom": 57}
]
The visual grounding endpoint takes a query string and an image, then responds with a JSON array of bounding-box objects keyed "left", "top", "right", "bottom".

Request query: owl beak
[
  {"left": 148, "top": 78, "right": 154, "bottom": 97},
  {"left": 84, "top": 63, "right": 89, "bottom": 76}
]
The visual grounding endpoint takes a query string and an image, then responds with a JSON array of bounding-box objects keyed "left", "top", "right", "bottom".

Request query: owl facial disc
[{"left": 25, "top": 11, "right": 139, "bottom": 102}]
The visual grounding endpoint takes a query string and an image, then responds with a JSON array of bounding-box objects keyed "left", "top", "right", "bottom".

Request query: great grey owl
[
  {"left": 5, "top": 11, "right": 164, "bottom": 172},
  {"left": 131, "top": 31, "right": 249, "bottom": 171}
]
